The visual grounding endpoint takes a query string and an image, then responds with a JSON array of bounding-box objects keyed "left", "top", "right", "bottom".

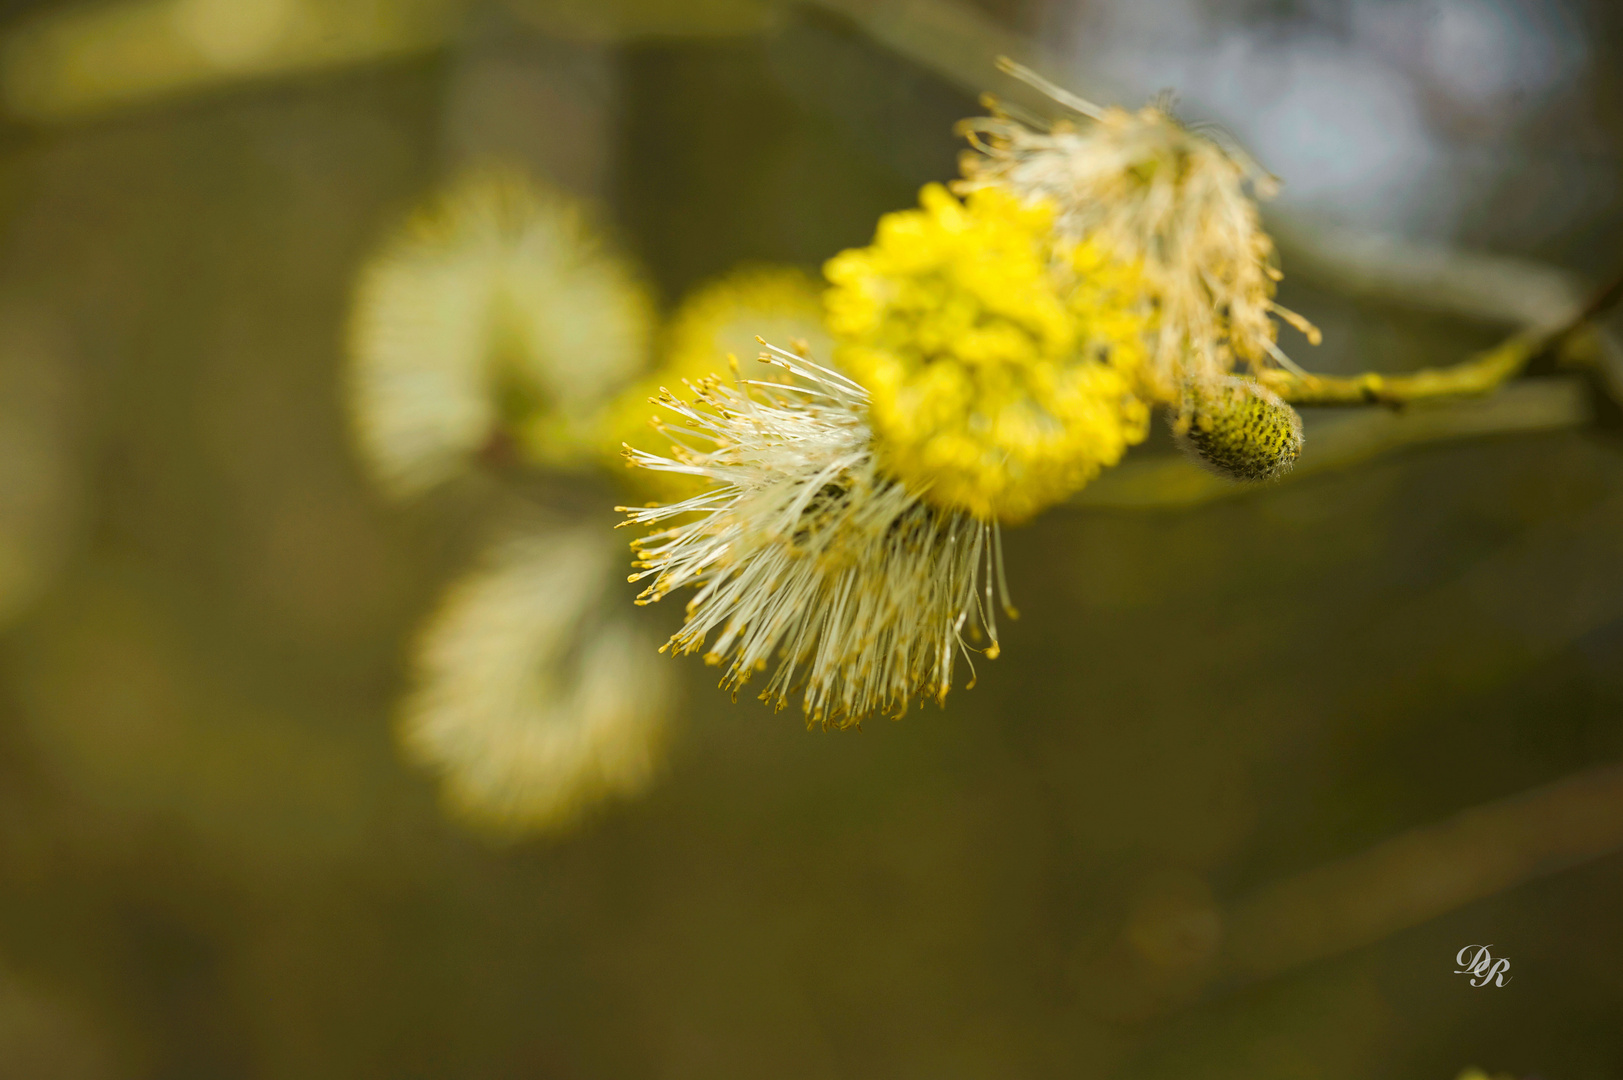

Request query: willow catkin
[{"left": 1175, "top": 376, "right": 1304, "bottom": 481}]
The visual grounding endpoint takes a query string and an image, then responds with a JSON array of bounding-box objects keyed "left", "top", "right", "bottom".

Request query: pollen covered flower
[
  {"left": 825, "top": 183, "right": 1151, "bottom": 523},
  {"left": 661, "top": 265, "right": 832, "bottom": 384},
  {"left": 620, "top": 343, "right": 1008, "bottom": 729},
  {"left": 956, "top": 63, "right": 1318, "bottom": 396},
  {"left": 347, "top": 169, "right": 652, "bottom": 498},
  {"left": 604, "top": 264, "right": 830, "bottom": 501}
]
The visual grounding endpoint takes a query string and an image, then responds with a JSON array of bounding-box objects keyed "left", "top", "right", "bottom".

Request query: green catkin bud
[{"left": 1175, "top": 376, "right": 1304, "bottom": 481}]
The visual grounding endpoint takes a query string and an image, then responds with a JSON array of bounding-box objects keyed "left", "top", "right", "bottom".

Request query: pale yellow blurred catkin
[
  {"left": 347, "top": 168, "right": 653, "bottom": 498},
  {"left": 401, "top": 526, "right": 671, "bottom": 834}
]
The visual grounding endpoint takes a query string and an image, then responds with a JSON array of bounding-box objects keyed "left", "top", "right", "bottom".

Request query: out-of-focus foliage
[
  {"left": 0, "top": 961, "right": 114, "bottom": 1079},
  {"left": 509, "top": 0, "right": 778, "bottom": 40},
  {"left": 0, "top": 0, "right": 783, "bottom": 123},
  {"left": 0, "top": 304, "right": 81, "bottom": 626},
  {"left": 0, "top": 0, "right": 1618, "bottom": 1077},
  {"left": 0, "top": 0, "right": 466, "bottom": 120}
]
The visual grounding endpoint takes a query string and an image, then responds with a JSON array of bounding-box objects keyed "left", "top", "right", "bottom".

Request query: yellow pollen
[
  {"left": 824, "top": 184, "right": 1153, "bottom": 523},
  {"left": 602, "top": 264, "right": 829, "bottom": 502}
]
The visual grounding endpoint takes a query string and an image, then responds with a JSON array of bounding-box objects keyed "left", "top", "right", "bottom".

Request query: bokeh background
[{"left": 0, "top": 0, "right": 1621, "bottom": 1076}]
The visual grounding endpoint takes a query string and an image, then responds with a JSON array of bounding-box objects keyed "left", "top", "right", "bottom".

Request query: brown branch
[
  {"left": 1220, "top": 758, "right": 1623, "bottom": 983},
  {"left": 1076, "top": 757, "right": 1623, "bottom": 1021}
]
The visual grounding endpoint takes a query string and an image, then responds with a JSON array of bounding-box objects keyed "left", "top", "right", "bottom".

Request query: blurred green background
[{"left": 0, "top": 0, "right": 1621, "bottom": 1077}]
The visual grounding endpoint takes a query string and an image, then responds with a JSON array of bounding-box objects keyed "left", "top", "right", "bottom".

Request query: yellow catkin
[
  {"left": 1176, "top": 376, "right": 1304, "bottom": 481},
  {"left": 957, "top": 66, "right": 1319, "bottom": 398},
  {"left": 620, "top": 344, "right": 1010, "bottom": 729},
  {"left": 601, "top": 264, "right": 828, "bottom": 501},
  {"left": 824, "top": 184, "right": 1151, "bottom": 523}
]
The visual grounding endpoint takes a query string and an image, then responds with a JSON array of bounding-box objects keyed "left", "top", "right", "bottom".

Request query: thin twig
[
  {"left": 1261, "top": 272, "right": 1623, "bottom": 407},
  {"left": 1220, "top": 757, "right": 1623, "bottom": 983},
  {"left": 1259, "top": 333, "right": 1541, "bottom": 407},
  {"left": 1074, "top": 377, "right": 1592, "bottom": 510},
  {"left": 1077, "top": 754, "right": 1623, "bottom": 1020}
]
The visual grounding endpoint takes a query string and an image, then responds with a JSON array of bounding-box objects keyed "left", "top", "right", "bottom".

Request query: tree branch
[
  {"left": 1074, "top": 755, "right": 1623, "bottom": 1021},
  {"left": 1074, "top": 376, "right": 1593, "bottom": 510},
  {"left": 1259, "top": 332, "right": 1546, "bottom": 407},
  {"left": 1217, "top": 758, "right": 1623, "bottom": 985},
  {"left": 1261, "top": 273, "right": 1623, "bottom": 407}
]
